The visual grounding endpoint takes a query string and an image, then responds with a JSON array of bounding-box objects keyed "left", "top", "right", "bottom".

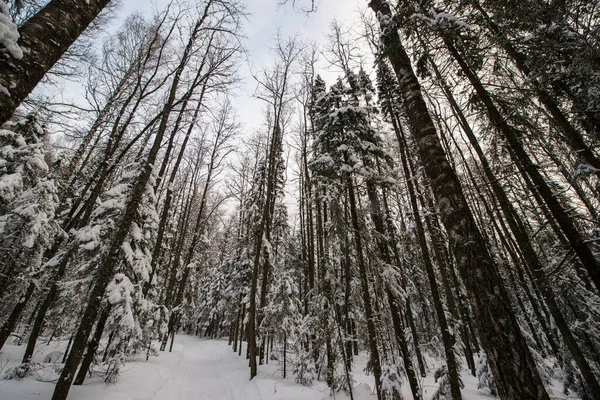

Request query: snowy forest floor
[{"left": 0, "top": 334, "right": 572, "bottom": 400}]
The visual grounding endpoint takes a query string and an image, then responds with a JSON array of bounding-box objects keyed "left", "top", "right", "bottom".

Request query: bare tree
[{"left": 247, "top": 34, "right": 302, "bottom": 379}]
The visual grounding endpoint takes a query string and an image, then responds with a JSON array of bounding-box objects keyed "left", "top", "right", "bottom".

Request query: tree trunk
[
  {"left": 238, "top": 302, "right": 245, "bottom": 357},
  {"left": 361, "top": 151, "right": 423, "bottom": 399},
  {"left": 395, "top": 122, "right": 462, "bottom": 400},
  {"left": 346, "top": 175, "right": 383, "bottom": 400},
  {"left": 62, "top": 334, "right": 73, "bottom": 363},
  {"left": 0, "top": 0, "right": 113, "bottom": 125},
  {"left": 0, "top": 281, "right": 36, "bottom": 350},
  {"left": 22, "top": 249, "right": 73, "bottom": 363},
  {"left": 73, "top": 306, "right": 110, "bottom": 385},
  {"left": 368, "top": 2, "right": 550, "bottom": 399},
  {"left": 283, "top": 332, "right": 287, "bottom": 379},
  {"left": 249, "top": 124, "right": 283, "bottom": 379}
]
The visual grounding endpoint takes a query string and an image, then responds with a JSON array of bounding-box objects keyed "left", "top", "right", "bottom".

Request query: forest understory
[{"left": 0, "top": 0, "right": 599, "bottom": 399}]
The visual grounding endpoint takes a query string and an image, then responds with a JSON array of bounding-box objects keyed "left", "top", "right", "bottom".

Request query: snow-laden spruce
[
  {"left": 0, "top": 116, "right": 57, "bottom": 296},
  {"left": 71, "top": 162, "right": 165, "bottom": 377}
]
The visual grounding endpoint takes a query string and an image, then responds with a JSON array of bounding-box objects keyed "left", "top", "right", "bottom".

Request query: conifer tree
[{"left": 0, "top": 116, "right": 58, "bottom": 350}]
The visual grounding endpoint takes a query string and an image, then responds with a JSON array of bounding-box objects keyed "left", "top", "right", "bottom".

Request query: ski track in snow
[{"left": 149, "top": 339, "right": 240, "bottom": 400}]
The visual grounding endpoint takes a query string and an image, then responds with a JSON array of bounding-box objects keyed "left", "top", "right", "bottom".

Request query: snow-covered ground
[{"left": 0, "top": 335, "right": 572, "bottom": 399}]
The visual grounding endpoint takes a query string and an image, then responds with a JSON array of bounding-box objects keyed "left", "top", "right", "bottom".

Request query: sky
[
  {"left": 116, "top": 0, "right": 367, "bottom": 133},
  {"left": 48, "top": 0, "right": 372, "bottom": 141}
]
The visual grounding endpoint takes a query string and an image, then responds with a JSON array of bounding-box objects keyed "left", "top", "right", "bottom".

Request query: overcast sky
[{"left": 116, "top": 0, "right": 367, "bottom": 132}]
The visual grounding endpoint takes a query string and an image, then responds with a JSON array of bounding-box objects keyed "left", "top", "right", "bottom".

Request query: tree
[
  {"left": 0, "top": 115, "right": 58, "bottom": 350},
  {"left": 247, "top": 35, "right": 301, "bottom": 379},
  {"left": 18, "top": 9, "right": 176, "bottom": 365},
  {"left": 51, "top": 2, "right": 243, "bottom": 398},
  {"left": 367, "top": 1, "right": 551, "bottom": 399},
  {"left": 0, "top": 0, "right": 114, "bottom": 125}
]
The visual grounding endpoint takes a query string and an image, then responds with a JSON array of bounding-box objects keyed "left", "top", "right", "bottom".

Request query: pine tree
[{"left": 309, "top": 74, "right": 388, "bottom": 399}]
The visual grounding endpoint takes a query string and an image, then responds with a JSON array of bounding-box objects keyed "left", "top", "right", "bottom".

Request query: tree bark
[
  {"left": 0, "top": 0, "right": 112, "bottom": 125},
  {"left": 73, "top": 306, "right": 110, "bottom": 385},
  {"left": 368, "top": 2, "right": 550, "bottom": 399},
  {"left": 0, "top": 282, "right": 36, "bottom": 350},
  {"left": 22, "top": 249, "right": 73, "bottom": 363},
  {"left": 395, "top": 122, "right": 462, "bottom": 400},
  {"left": 346, "top": 175, "right": 383, "bottom": 400}
]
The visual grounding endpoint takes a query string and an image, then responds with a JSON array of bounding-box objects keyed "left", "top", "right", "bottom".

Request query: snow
[
  {"left": 0, "top": 2, "right": 22, "bottom": 59},
  {"left": 0, "top": 84, "right": 9, "bottom": 97},
  {"left": 0, "top": 172, "right": 22, "bottom": 202},
  {"left": 412, "top": 11, "right": 471, "bottom": 30},
  {"left": 1, "top": 336, "right": 355, "bottom": 400},
  {"left": 572, "top": 163, "right": 600, "bottom": 177},
  {"left": 0, "top": 335, "right": 578, "bottom": 400},
  {"left": 106, "top": 274, "right": 136, "bottom": 332},
  {"left": 75, "top": 225, "right": 103, "bottom": 250}
]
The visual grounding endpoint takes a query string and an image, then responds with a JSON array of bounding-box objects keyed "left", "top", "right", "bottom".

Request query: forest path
[
  {"left": 148, "top": 336, "right": 244, "bottom": 400},
  {"left": 0, "top": 334, "right": 346, "bottom": 400}
]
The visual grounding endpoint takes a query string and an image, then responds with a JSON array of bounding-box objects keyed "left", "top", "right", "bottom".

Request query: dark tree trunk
[
  {"left": 22, "top": 250, "right": 72, "bottom": 363},
  {"left": 0, "top": 0, "right": 113, "bottom": 125},
  {"left": 232, "top": 300, "right": 242, "bottom": 352},
  {"left": 0, "top": 282, "right": 36, "bottom": 350},
  {"left": 249, "top": 124, "right": 283, "bottom": 379},
  {"left": 73, "top": 306, "right": 110, "bottom": 385},
  {"left": 388, "top": 293, "right": 423, "bottom": 400},
  {"left": 368, "top": 2, "right": 551, "bottom": 399},
  {"left": 360, "top": 152, "right": 423, "bottom": 398},
  {"left": 346, "top": 175, "right": 383, "bottom": 400},
  {"left": 283, "top": 332, "right": 287, "bottom": 379},
  {"left": 18, "top": 300, "right": 40, "bottom": 347},
  {"left": 62, "top": 334, "right": 74, "bottom": 363},
  {"left": 238, "top": 302, "right": 245, "bottom": 357},
  {"left": 395, "top": 122, "right": 462, "bottom": 400}
]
